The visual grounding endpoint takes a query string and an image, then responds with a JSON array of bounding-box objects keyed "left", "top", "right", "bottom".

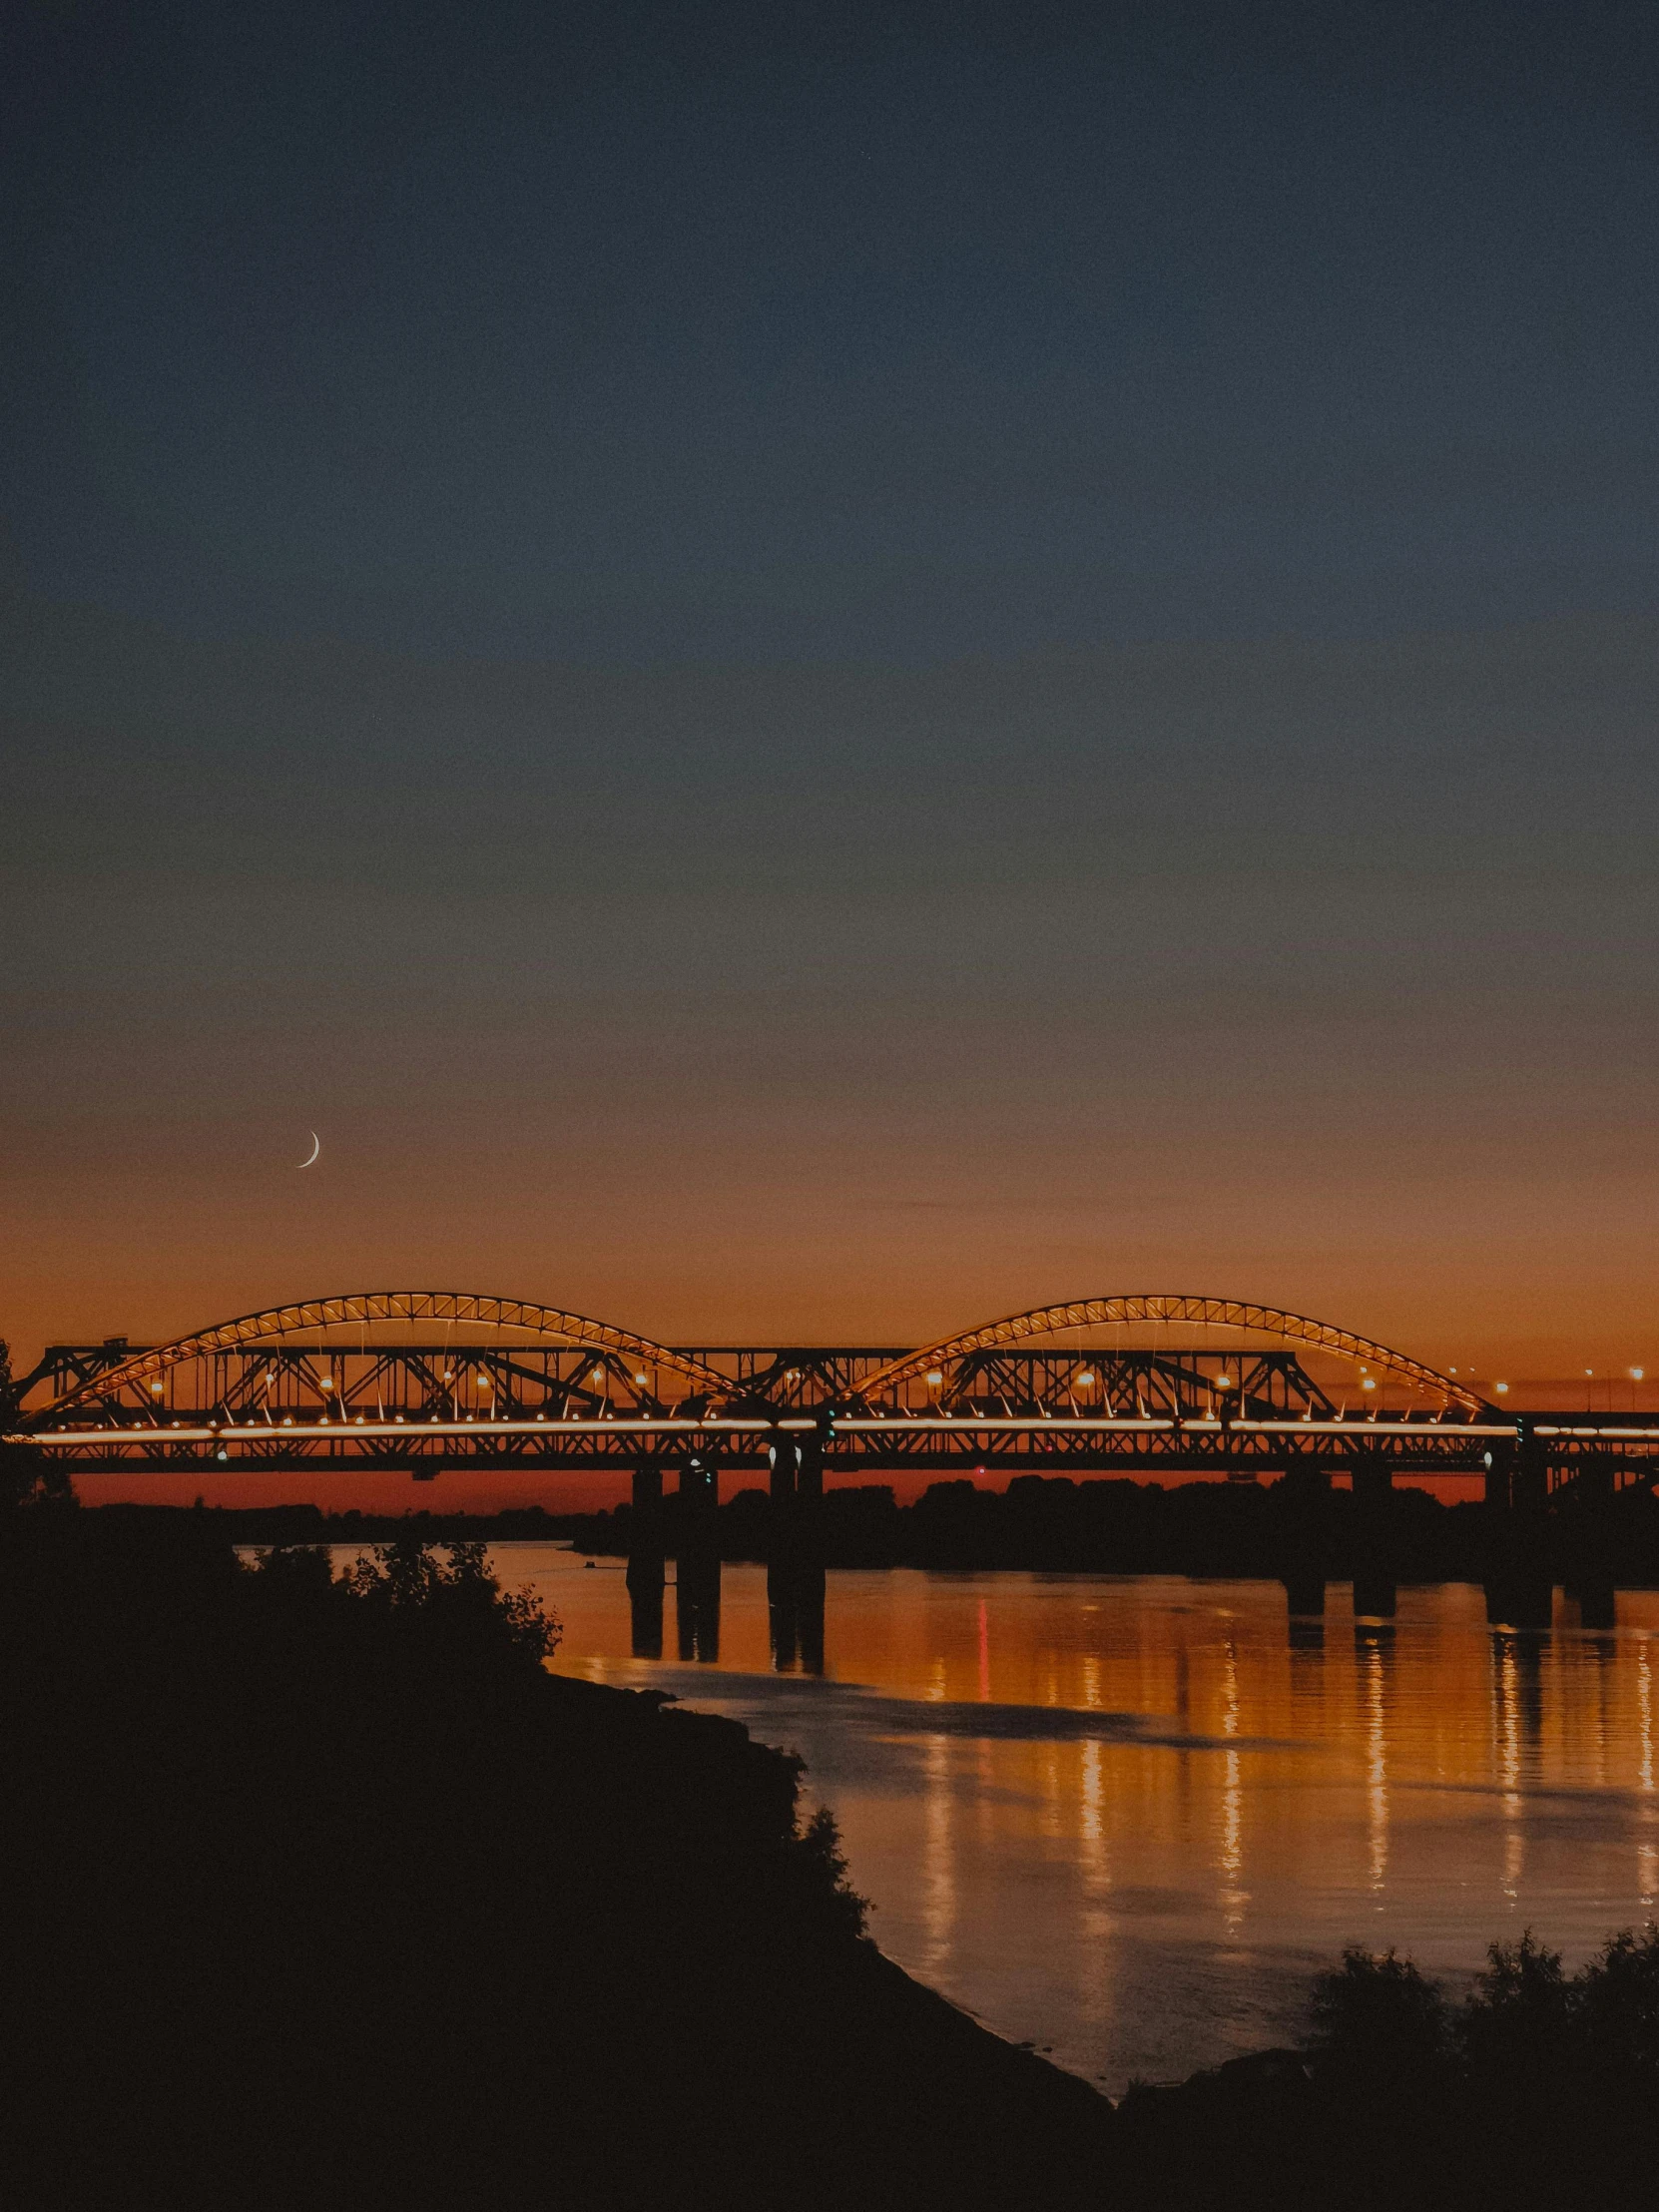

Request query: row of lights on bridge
[{"left": 138, "top": 1358, "right": 1650, "bottom": 1410}]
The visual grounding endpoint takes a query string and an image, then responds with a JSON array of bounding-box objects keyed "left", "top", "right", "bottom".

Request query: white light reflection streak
[
  {"left": 921, "top": 1731, "right": 955, "bottom": 1976},
  {"left": 1495, "top": 1638, "right": 1523, "bottom": 1902},
  {"left": 1364, "top": 1639, "right": 1388, "bottom": 1893},
  {"left": 1639, "top": 1646, "right": 1657, "bottom": 1909},
  {"left": 1219, "top": 1641, "right": 1246, "bottom": 1936},
  {"left": 1077, "top": 1734, "right": 1114, "bottom": 2028}
]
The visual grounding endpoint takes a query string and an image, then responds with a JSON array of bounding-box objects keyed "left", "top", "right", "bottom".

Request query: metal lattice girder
[
  {"left": 858, "top": 1295, "right": 1487, "bottom": 1413},
  {"left": 44, "top": 1292, "right": 731, "bottom": 1413}
]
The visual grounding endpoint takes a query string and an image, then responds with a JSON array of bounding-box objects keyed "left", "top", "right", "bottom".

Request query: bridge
[{"left": 10, "top": 1288, "right": 1657, "bottom": 1503}]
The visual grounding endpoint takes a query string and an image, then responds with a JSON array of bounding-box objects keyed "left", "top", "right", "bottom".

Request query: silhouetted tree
[
  {"left": 1575, "top": 1923, "right": 1659, "bottom": 2083},
  {"left": 1310, "top": 1945, "right": 1452, "bottom": 2098},
  {"left": 1459, "top": 1930, "right": 1573, "bottom": 2098}
]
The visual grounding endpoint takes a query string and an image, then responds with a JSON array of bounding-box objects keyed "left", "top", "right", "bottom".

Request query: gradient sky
[{"left": 6, "top": 0, "right": 1659, "bottom": 1405}]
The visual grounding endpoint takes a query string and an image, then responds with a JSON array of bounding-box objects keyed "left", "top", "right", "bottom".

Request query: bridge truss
[{"left": 11, "top": 1292, "right": 1659, "bottom": 1491}]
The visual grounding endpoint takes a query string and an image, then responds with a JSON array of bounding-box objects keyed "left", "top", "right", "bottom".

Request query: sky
[{"left": 5, "top": 0, "right": 1659, "bottom": 1442}]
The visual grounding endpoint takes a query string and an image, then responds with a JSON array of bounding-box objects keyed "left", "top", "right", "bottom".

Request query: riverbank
[
  {"left": 1, "top": 1507, "right": 1111, "bottom": 2210},
  {"left": 9, "top": 1504, "right": 1659, "bottom": 2208}
]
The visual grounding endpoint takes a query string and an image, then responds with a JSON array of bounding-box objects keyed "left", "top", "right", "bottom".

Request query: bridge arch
[
  {"left": 857, "top": 1296, "right": 1487, "bottom": 1414},
  {"left": 45, "top": 1291, "right": 730, "bottom": 1412}
]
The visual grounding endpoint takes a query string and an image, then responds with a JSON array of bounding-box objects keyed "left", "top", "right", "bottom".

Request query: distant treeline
[
  {"left": 68, "top": 1475, "right": 1659, "bottom": 1583},
  {"left": 571, "top": 1473, "right": 1659, "bottom": 1584}
]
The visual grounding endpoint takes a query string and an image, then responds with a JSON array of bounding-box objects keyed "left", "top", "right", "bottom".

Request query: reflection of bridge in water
[{"left": 14, "top": 1289, "right": 1659, "bottom": 1658}]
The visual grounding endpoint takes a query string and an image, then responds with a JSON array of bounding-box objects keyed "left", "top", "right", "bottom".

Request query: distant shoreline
[{"left": 77, "top": 1480, "right": 1659, "bottom": 1590}]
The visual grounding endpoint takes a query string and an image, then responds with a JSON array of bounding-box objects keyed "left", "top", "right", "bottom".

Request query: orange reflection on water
[{"left": 502, "top": 1553, "right": 1659, "bottom": 2088}]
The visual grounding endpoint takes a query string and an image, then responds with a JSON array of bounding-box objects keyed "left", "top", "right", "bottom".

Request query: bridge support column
[
  {"left": 769, "top": 1433, "right": 799, "bottom": 1515},
  {"left": 675, "top": 1457, "right": 722, "bottom": 1663},
  {"left": 626, "top": 1464, "right": 665, "bottom": 1659},
  {"left": 766, "top": 1432, "right": 826, "bottom": 1674},
  {"left": 1278, "top": 1461, "right": 1330, "bottom": 1623},
  {"left": 797, "top": 1430, "right": 825, "bottom": 1516},
  {"left": 1483, "top": 1423, "right": 1554, "bottom": 1629},
  {"left": 1350, "top": 1451, "right": 1396, "bottom": 1621},
  {"left": 1483, "top": 1442, "right": 1512, "bottom": 1514},
  {"left": 1564, "top": 1453, "right": 1617, "bottom": 1631}
]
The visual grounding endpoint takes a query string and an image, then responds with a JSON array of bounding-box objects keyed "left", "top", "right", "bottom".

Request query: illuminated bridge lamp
[
  {"left": 1362, "top": 1378, "right": 1377, "bottom": 1391},
  {"left": 149, "top": 1382, "right": 164, "bottom": 1397},
  {"left": 1494, "top": 1382, "right": 1509, "bottom": 1394},
  {"left": 633, "top": 1373, "right": 648, "bottom": 1386},
  {"left": 925, "top": 1370, "right": 943, "bottom": 1387},
  {"left": 1632, "top": 1369, "right": 1645, "bottom": 1382}
]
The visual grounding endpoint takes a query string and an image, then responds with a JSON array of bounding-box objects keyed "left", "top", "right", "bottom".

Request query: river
[{"left": 495, "top": 1547, "right": 1659, "bottom": 2091}]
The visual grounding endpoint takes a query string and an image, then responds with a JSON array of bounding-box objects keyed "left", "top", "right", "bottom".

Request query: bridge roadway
[{"left": 9, "top": 1289, "right": 1659, "bottom": 1493}]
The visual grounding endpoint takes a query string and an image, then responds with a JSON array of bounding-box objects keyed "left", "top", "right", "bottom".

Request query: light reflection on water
[{"left": 498, "top": 1550, "right": 1659, "bottom": 2090}]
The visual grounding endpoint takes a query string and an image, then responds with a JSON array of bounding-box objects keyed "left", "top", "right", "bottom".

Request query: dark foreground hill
[
  {"left": 9, "top": 1495, "right": 1659, "bottom": 2212},
  {"left": 1, "top": 1510, "right": 1111, "bottom": 2212}
]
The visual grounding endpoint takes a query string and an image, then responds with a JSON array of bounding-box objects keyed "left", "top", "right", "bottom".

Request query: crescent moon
[{"left": 298, "top": 1132, "right": 320, "bottom": 1169}]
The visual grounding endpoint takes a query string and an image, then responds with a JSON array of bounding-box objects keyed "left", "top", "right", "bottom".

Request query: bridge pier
[
  {"left": 1564, "top": 1453, "right": 1617, "bottom": 1631},
  {"left": 626, "top": 1464, "right": 665, "bottom": 1659},
  {"left": 768, "top": 1433, "right": 798, "bottom": 1516},
  {"left": 1483, "top": 1421, "right": 1555, "bottom": 1629},
  {"left": 1350, "top": 1451, "right": 1397, "bottom": 1621},
  {"left": 675, "top": 1457, "right": 722, "bottom": 1663},
  {"left": 1277, "top": 1461, "right": 1330, "bottom": 1621},
  {"left": 765, "top": 1430, "right": 826, "bottom": 1671}
]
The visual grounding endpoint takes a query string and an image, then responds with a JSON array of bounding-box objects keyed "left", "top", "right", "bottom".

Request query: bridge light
[
  {"left": 1216, "top": 1375, "right": 1233, "bottom": 1389},
  {"left": 1362, "top": 1379, "right": 1377, "bottom": 1391},
  {"left": 634, "top": 1373, "right": 648, "bottom": 1385},
  {"left": 149, "top": 1382, "right": 164, "bottom": 1396},
  {"left": 1632, "top": 1369, "right": 1645, "bottom": 1382},
  {"left": 1077, "top": 1372, "right": 1094, "bottom": 1385},
  {"left": 925, "top": 1370, "right": 943, "bottom": 1386},
  {"left": 1494, "top": 1382, "right": 1509, "bottom": 1394},
  {"left": 320, "top": 1377, "right": 333, "bottom": 1391}
]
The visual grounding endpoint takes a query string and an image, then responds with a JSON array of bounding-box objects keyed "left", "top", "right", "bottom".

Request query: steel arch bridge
[{"left": 11, "top": 1288, "right": 1659, "bottom": 1491}]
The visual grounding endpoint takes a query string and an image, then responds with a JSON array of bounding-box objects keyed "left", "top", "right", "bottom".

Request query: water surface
[{"left": 501, "top": 1550, "right": 1659, "bottom": 2090}]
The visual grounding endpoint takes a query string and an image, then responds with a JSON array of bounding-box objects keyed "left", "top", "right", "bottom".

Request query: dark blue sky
[
  {"left": 5, "top": 1, "right": 1659, "bottom": 1378},
  {"left": 8, "top": 0, "right": 1659, "bottom": 658}
]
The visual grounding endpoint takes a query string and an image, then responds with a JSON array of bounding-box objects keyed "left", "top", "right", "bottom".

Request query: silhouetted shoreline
[
  {"left": 2, "top": 1501, "right": 1111, "bottom": 2210},
  {"left": 8, "top": 1485, "right": 1659, "bottom": 2208}
]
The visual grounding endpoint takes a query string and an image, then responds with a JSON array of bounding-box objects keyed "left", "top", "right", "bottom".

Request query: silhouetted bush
[{"left": 1310, "top": 1944, "right": 1452, "bottom": 2096}]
